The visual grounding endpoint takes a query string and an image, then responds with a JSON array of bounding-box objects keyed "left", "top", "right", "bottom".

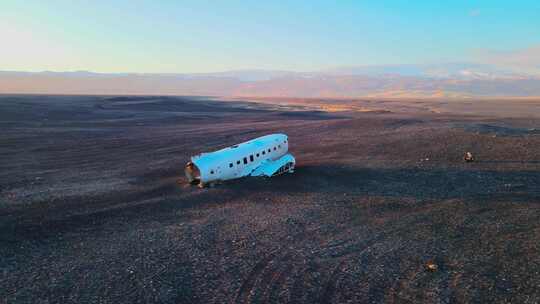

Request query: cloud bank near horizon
[{"left": 473, "top": 45, "right": 540, "bottom": 75}]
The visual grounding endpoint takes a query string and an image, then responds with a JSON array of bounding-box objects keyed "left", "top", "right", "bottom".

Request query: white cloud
[
  {"left": 469, "top": 9, "right": 481, "bottom": 17},
  {"left": 472, "top": 45, "right": 540, "bottom": 75}
]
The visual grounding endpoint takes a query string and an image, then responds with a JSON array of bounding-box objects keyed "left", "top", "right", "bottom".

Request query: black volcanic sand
[{"left": 1, "top": 95, "right": 539, "bottom": 304}]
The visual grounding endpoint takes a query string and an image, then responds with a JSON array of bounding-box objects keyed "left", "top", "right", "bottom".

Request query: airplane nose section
[{"left": 184, "top": 162, "right": 201, "bottom": 184}]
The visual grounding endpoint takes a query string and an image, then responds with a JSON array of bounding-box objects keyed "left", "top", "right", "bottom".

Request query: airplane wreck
[{"left": 185, "top": 133, "right": 295, "bottom": 187}]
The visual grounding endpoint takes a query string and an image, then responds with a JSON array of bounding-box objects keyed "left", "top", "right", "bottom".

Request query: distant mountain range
[{"left": 2, "top": 63, "right": 540, "bottom": 97}]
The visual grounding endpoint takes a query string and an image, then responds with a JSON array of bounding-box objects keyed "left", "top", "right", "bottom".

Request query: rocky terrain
[{"left": 1, "top": 95, "right": 539, "bottom": 303}]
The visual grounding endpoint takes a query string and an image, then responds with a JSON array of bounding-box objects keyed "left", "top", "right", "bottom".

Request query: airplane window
[
  {"left": 268, "top": 148, "right": 271, "bottom": 153},
  {"left": 229, "top": 163, "right": 233, "bottom": 168},
  {"left": 273, "top": 147, "right": 276, "bottom": 151},
  {"left": 210, "top": 170, "right": 214, "bottom": 174},
  {"left": 278, "top": 145, "right": 281, "bottom": 148},
  {"left": 237, "top": 160, "right": 241, "bottom": 165},
  {"left": 262, "top": 150, "right": 266, "bottom": 155},
  {"left": 250, "top": 155, "right": 254, "bottom": 162},
  {"left": 243, "top": 157, "right": 248, "bottom": 164},
  {"left": 256, "top": 153, "right": 259, "bottom": 157}
]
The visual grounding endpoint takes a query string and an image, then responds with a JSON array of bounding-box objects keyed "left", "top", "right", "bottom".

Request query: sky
[{"left": 1, "top": 0, "right": 540, "bottom": 73}]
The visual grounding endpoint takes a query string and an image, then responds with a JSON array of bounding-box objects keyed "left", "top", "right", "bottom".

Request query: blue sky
[{"left": 1, "top": 0, "right": 539, "bottom": 73}]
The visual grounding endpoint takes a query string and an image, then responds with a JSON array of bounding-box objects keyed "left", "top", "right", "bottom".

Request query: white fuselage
[{"left": 187, "top": 134, "right": 291, "bottom": 184}]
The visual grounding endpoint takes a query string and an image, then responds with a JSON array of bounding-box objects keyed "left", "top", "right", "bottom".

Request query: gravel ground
[{"left": 1, "top": 95, "right": 539, "bottom": 303}]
